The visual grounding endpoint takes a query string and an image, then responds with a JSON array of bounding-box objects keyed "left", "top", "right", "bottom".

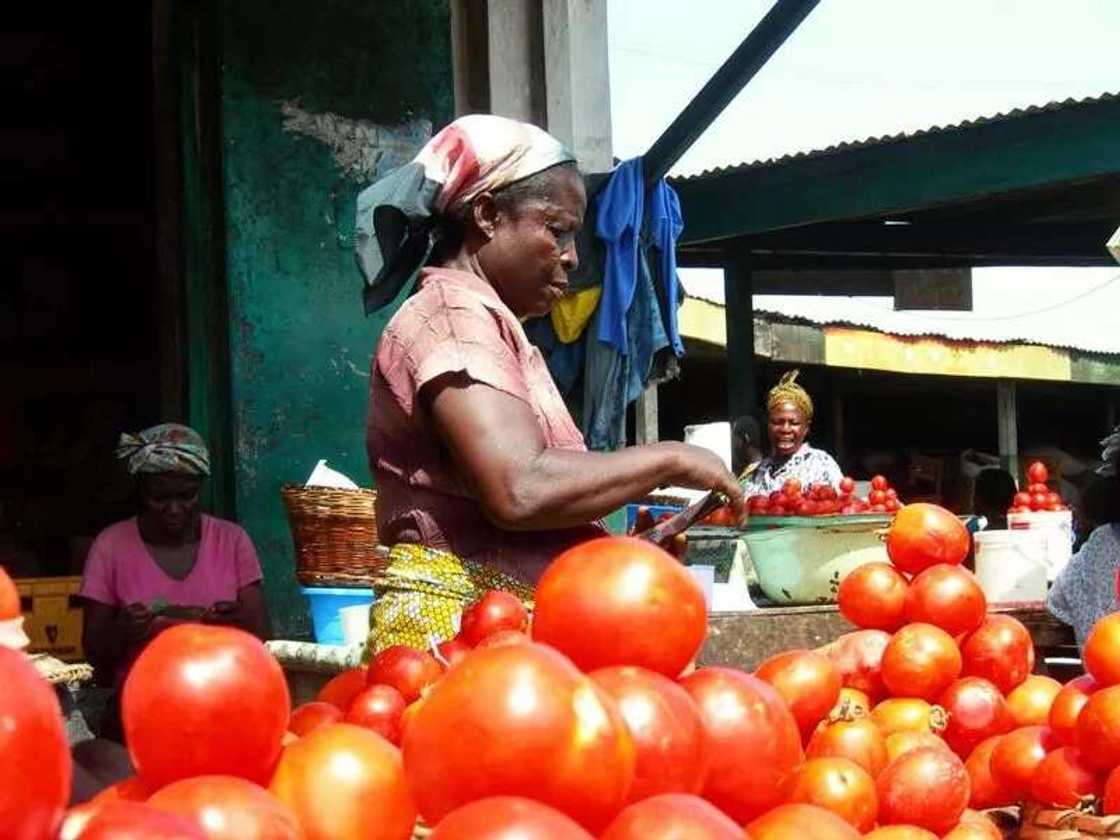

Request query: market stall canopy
[
  {"left": 677, "top": 267, "right": 1120, "bottom": 386},
  {"left": 672, "top": 93, "right": 1120, "bottom": 273}
]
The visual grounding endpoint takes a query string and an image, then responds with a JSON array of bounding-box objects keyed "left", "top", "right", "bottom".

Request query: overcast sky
[{"left": 608, "top": 0, "right": 1120, "bottom": 176}]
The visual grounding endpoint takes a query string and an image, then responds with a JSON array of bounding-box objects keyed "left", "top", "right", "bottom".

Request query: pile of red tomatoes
[
  {"left": 1007, "top": 461, "right": 1070, "bottom": 514},
  {"left": 745, "top": 474, "right": 904, "bottom": 519},
  {"left": 6, "top": 500, "right": 1118, "bottom": 839}
]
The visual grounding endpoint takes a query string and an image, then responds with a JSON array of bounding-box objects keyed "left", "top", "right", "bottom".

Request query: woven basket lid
[{"left": 29, "top": 654, "right": 93, "bottom": 686}]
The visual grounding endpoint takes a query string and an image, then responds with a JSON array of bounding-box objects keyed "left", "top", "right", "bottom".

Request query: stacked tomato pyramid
[{"left": 8, "top": 504, "right": 1118, "bottom": 839}]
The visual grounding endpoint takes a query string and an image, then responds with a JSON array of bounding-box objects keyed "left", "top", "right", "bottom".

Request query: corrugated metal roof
[
  {"left": 671, "top": 92, "right": 1119, "bottom": 183},
  {"left": 679, "top": 267, "right": 1120, "bottom": 355}
]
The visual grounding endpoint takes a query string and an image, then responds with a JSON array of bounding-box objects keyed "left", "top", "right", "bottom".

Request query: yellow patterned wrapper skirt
[{"left": 364, "top": 543, "right": 535, "bottom": 658}]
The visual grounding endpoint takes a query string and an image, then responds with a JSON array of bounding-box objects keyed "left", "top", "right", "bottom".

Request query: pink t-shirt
[
  {"left": 79, "top": 515, "right": 263, "bottom": 609},
  {"left": 367, "top": 267, "right": 604, "bottom": 584}
]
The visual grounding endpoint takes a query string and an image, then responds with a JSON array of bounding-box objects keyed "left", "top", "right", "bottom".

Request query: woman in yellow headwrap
[{"left": 741, "top": 370, "right": 843, "bottom": 496}]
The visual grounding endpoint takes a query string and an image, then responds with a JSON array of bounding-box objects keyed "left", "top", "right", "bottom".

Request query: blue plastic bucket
[{"left": 301, "top": 586, "right": 374, "bottom": 646}]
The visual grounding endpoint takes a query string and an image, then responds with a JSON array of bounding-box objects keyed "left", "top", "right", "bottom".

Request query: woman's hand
[
  {"left": 662, "top": 442, "right": 747, "bottom": 520},
  {"left": 119, "top": 603, "right": 154, "bottom": 644}
]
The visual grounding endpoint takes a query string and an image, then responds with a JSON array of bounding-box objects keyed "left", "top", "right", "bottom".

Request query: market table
[
  {"left": 270, "top": 603, "right": 1078, "bottom": 703},
  {"left": 698, "top": 602, "right": 1078, "bottom": 675}
]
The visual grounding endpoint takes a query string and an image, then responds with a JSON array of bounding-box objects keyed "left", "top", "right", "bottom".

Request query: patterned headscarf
[
  {"left": 767, "top": 370, "right": 814, "bottom": 423},
  {"left": 1100, "top": 426, "right": 1120, "bottom": 477},
  {"left": 116, "top": 423, "right": 210, "bottom": 476},
  {"left": 355, "top": 114, "right": 576, "bottom": 314}
]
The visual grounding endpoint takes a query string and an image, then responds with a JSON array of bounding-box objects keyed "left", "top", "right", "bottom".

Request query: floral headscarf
[
  {"left": 116, "top": 423, "right": 210, "bottom": 476},
  {"left": 767, "top": 370, "right": 814, "bottom": 423},
  {"left": 355, "top": 114, "right": 576, "bottom": 314}
]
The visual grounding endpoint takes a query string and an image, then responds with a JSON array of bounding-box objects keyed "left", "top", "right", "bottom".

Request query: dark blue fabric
[
  {"left": 646, "top": 180, "right": 685, "bottom": 356},
  {"left": 594, "top": 159, "right": 645, "bottom": 353}
]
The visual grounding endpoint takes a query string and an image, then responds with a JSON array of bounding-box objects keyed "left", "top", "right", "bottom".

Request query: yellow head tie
[{"left": 766, "top": 370, "right": 814, "bottom": 423}]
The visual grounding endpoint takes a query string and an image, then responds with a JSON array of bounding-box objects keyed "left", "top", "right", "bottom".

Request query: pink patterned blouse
[{"left": 367, "top": 268, "right": 603, "bottom": 583}]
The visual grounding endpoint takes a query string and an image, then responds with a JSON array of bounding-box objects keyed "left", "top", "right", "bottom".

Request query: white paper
[
  {"left": 1108, "top": 224, "right": 1120, "bottom": 265},
  {"left": 304, "top": 459, "right": 359, "bottom": 490}
]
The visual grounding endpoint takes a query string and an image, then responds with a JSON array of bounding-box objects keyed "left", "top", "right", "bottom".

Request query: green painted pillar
[{"left": 724, "top": 256, "right": 758, "bottom": 422}]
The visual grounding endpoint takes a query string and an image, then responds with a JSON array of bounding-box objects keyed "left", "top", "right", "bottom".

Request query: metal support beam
[
  {"left": 997, "top": 380, "right": 1020, "bottom": 483},
  {"left": 724, "top": 257, "right": 757, "bottom": 423},
  {"left": 635, "top": 385, "right": 659, "bottom": 445},
  {"left": 642, "top": 0, "right": 821, "bottom": 184}
]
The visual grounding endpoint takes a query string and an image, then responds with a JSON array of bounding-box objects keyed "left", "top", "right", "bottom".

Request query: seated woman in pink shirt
[{"left": 80, "top": 423, "right": 269, "bottom": 740}]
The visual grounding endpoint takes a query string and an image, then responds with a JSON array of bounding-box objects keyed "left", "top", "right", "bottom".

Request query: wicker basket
[
  {"left": 281, "top": 484, "right": 386, "bottom": 587},
  {"left": 1020, "top": 803, "right": 1120, "bottom": 838}
]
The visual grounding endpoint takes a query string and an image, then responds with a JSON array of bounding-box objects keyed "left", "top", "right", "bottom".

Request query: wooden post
[
  {"left": 635, "top": 385, "right": 659, "bottom": 444},
  {"left": 1108, "top": 400, "right": 1117, "bottom": 435},
  {"left": 997, "top": 380, "right": 1020, "bottom": 482},
  {"left": 724, "top": 256, "right": 757, "bottom": 422}
]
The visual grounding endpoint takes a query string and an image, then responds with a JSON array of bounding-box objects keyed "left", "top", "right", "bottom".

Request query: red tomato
[
  {"left": 316, "top": 667, "right": 369, "bottom": 710},
  {"left": 884, "top": 729, "right": 950, "bottom": 763},
  {"left": 962, "top": 736, "right": 1012, "bottom": 809},
  {"left": 798, "top": 500, "right": 819, "bottom": 516},
  {"left": 1012, "top": 491, "right": 1032, "bottom": 509},
  {"left": 1085, "top": 613, "right": 1120, "bottom": 687},
  {"left": 784, "top": 479, "right": 803, "bottom": 497},
  {"left": 1045, "top": 491, "right": 1062, "bottom": 508},
  {"left": 822, "top": 629, "right": 891, "bottom": 703},
  {"left": 1104, "top": 765, "right": 1120, "bottom": 814},
  {"left": 88, "top": 775, "right": 153, "bottom": 807},
  {"left": 755, "top": 649, "right": 842, "bottom": 738},
  {"left": 990, "top": 725, "right": 1058, "bottom": 800},
  {"left": 1030, "top": 746, "right": 1105, "bottom": 807},
  {"left": 871, "top": 475, "right": 890, "bottom": 491},
  {"left": 122, "top": 624, "right": 288, "bottom": 789},
  {"left": 532, "top": 537, "right": 706, "bottom": 678},
  {"left": 881, "top": 623, "right": 962, "bottom": 701},
  {"left": 270, "top": 723, "right": 417, "bottom": 840},
  {"left": 72, "top": 801, "right": 205, "bottom": 840},
  {"left": 345, "top": 684, "right": 407, "bottom": 745},
  {"left": 864, "top": 828, "right": 938, "bottom": 840},
  {"left": 938, "top": 677, "right": 1014, "bottom": 757},
  {"left": 368, "top": 645, "right": 442, "bottom": 703},
  {"left": 1007, "top": 675, "right": 1062, "bottom": 726},
  {"left": 435, "top": 636, "right": 472, "bottom": 669},
  {"left": 747, "top": 802, "right": 861, "bottom": 840},
  {"left": 288, "top": 701, "right": 343, "bottom": 737},
  {"left": 877, "top": 746, "right": 970, "bottom": 834},
  {"left": 680, "top": 667, "right": 803, "bottom": 823},
  {"left": 1030, "top": 492, "right": 1048, "bottom": 511},
  {"left": 403, "top": 643, "right": 634, "bottom": 832},
  {"left": 147, "top": 776, "right": 301, "bottom": 840},
  {"left": 599, "top": 793, "right": 743, "bottom": 840},
  {"left": 589, "top": 666, "right": 710, "bottom": 804},
  {"left": 942, "top": 817, "right": 1003, "bottom": 840},
  {"left": 1050, "top": 674, "right": 1098, "bottom": 744},
  {"left": 1075, "top": 684, "right": 1120, "bottom": 770},
  {"left": 886, "top": 504, "right": 970, "bottom": 575},
  {"left": 871, "top": 698, "right": 943, "bottom": 737},
  {"left": 0, "top": 647, "right": 70, "bottom": 840},
  {"left": 903, "top": 565, "right": 986, "bottom": 638},
  {"left": 806, "top": 717, "right": 889, "bottom": 778},
  {"left": 456, "top": 591, "right": 526, "bottom": 649},
  {"left": 840, "top": 476, "right": 856, "bottom": 494},
  {"left": 474, "top": 629, "right": 531, "bottom": 650},
  {"left": 960, "top": 615, "right": 1035, "bottom": 695},
  {"left": 869, "top": 489, "right": 888, "bottom": 506},
  {"left": 428, "top": 797, "right": 593, "bottom": 839},
  {"left": 783, "top": 757, "right": 878, "bottom": 832},
  {"left": 829, "top": 686, "right": 872, "bottom": 719},
  {"left": 837, "top": 563, "right": 909, "bottom": 632},
  {"left": 1027, "top": 461, "right": 1050, "bottom": 484}
]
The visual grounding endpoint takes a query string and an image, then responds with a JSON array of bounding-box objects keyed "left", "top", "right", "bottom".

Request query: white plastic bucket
[
  {"left": 974, "top": 529, "right": 1049, "bottom": 604},
  {"left": 338, "top": 604, "right": 372, "bottom": 647},
  {"left": 1007, "top": 510, "right": 1073, "bottom": 581},
  {"left": 687, "top": 565, "right": 715, "bottom": 609}
]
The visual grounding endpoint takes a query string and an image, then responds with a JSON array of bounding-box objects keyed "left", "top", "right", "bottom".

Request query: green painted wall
[{"left": 217, "top": 0, "right": 454, "bottom": 637}]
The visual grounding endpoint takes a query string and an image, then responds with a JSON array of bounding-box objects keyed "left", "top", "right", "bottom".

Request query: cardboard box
[{"left": 15, "top": 576, "right": 84, "bottom": 661}]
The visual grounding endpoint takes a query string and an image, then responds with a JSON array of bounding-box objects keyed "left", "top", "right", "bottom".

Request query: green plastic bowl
[{"left": 740, "top": 515, "right": 893, "bottom": 605}]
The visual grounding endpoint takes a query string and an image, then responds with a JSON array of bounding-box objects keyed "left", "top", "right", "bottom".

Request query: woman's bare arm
[{"left": 426, "top": 375, "right": 744, "bottom": 531}]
